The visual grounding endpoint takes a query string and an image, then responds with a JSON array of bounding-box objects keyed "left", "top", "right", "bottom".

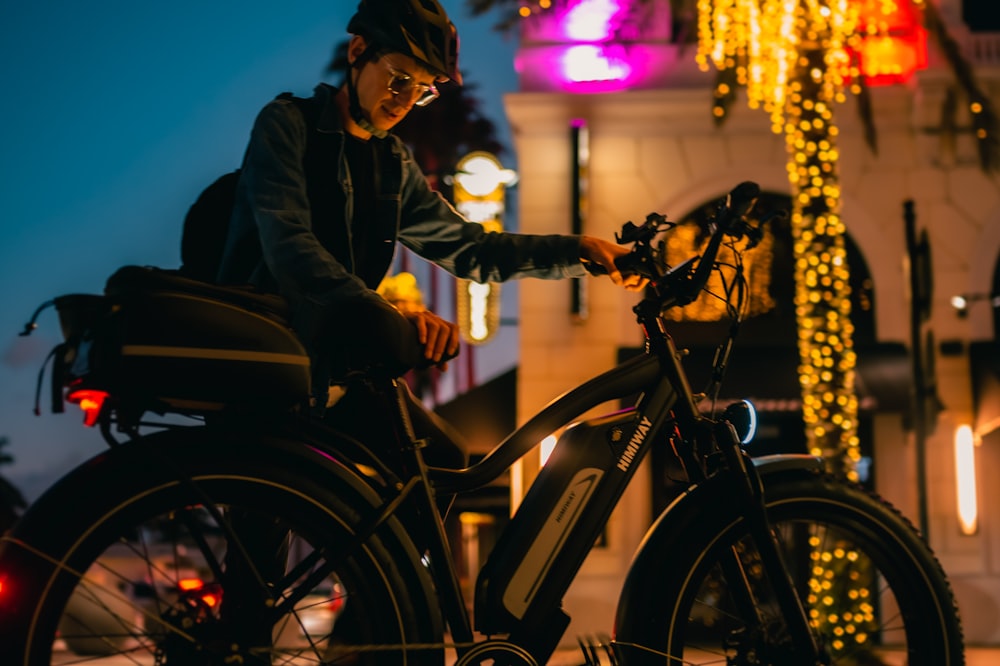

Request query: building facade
[{"left": 504, "top": 0, "right": 1000, "bottom": 644}]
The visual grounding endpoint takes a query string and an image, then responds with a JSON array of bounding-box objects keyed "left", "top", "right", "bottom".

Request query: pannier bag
[{"left": 50, "top": 266, "right": 311, "bottom": 417}]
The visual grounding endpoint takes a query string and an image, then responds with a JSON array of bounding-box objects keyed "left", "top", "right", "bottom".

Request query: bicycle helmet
[{"left": 347, "top": 0, "right": 462, "bottom": 85}]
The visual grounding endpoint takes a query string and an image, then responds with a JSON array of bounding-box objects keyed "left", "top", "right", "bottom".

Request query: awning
[{"left": 435, "top": 368, "right": 517, "bottom": 456}]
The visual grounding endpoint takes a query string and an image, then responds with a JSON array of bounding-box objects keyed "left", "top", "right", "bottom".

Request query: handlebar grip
[
  {"left": 582, "top": 260, "right": 606, "bottom": 277},
  {"left": 722, "top": 181, "right": 761, "bottom": 228},
  {"left": 582, "top": 251, "right": 644, "bottom": 278},
  {"left": 581, "top": 256, "right": 615, "bottom": 277}
]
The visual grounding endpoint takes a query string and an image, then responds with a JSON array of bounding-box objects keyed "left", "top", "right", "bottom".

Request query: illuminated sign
[{"left": 453, "top": 152, "right": 517, "bottom": 345}]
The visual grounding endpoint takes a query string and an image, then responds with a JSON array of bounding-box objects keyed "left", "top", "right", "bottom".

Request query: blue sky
[{"left": 0, "top": 1, "right": 519, "bottom": 498}]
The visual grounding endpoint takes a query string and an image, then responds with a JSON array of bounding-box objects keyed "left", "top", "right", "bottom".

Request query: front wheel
[{"left": 615, "top": 470, "right": 964, "bottom": 665}]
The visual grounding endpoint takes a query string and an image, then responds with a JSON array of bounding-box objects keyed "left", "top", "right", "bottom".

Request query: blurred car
[
  {"left": 57, "top": 542, "right": 216, "bottom": 656},
  {"left": 56, "top": 541, "right": 345, "bottom": 658}
]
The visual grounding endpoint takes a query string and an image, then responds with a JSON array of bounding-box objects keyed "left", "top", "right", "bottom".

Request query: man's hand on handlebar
[
  {"left": 402, "top": 309, "right": 461, "bottom": 370},
  {"left": 580, "top": 236, "right": 649, "bottom": 292}
]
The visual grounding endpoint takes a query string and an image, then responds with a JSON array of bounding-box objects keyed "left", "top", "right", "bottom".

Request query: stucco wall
[{"left": 505, "top": 63, "right": 1000, "bottom": 642}]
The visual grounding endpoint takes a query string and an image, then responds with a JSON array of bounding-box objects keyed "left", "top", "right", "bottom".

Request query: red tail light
[
  {"left": 177, "top": 578, "right": 204, "bottom": 592},
  {"left": 66, "top": 388, "right": 109, "bottom": 427},
  {"left": 177, "top": 578, "right": 221, "bottom": 609}
]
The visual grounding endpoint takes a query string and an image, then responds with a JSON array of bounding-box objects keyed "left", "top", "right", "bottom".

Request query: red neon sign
[{"left": 852, "top": 0, "right": 928, "bottom": 86}]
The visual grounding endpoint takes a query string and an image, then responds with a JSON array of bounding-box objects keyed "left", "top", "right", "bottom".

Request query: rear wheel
[
  {"left": 0, "top": 428, "right": 442, "bottom": 665},
  {"left": 618, "top": 473, "right": 964, "bottom": 665}
]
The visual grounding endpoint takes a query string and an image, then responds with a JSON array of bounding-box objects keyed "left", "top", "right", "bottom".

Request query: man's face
[{"left": 355, "top": 52, "right": 439, "bottom": 133}]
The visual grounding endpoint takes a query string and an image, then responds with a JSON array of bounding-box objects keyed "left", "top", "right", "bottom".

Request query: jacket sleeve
[
  {"left": 395, "top": 143, "right": 588, "bottom": 283},
  {"left": 239, "top": 98, "right": 384, "bottom": 312}
]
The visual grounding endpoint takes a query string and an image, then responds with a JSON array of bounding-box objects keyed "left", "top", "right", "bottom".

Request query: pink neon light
[
  {"left": 562, "top": 44, "right": 631, "bottom": 83},
  {"left": 516, "top": 0, "right": 674, "bottom": 92},
  {"left": 565, "top": 0, "right": 622, "bottom": 41}
]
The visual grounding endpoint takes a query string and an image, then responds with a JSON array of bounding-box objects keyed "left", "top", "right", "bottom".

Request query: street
[{"left": 50, "top": 642, "right": 1000, "bottom": 664}]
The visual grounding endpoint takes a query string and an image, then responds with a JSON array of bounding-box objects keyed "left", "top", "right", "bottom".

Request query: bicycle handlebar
[{"left": 594, "top": 181, "right": 762, "bottom": 313}]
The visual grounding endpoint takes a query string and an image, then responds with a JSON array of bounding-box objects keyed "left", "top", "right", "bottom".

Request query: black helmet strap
[{"left": 346, "top": 44, "right": 388, "bottom": 139}]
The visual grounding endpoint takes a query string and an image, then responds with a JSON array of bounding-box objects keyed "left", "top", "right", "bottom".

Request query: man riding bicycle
[{"left": 216, "top": 0, "right": 645, "bottom": 469}]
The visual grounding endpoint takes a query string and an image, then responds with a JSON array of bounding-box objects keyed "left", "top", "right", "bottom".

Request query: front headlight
[{"left": 722, "top": 399, "right": 757, "bottom": 446}]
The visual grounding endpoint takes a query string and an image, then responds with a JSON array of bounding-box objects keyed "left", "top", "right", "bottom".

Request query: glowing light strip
[
  {"left": 955, "top": 425, "right": 978, "bottom": 535},
  {"left": 121, "top": 345, "right": 309, "bottom": 366}
]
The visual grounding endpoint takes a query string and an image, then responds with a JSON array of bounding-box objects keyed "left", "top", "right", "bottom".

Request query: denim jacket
[{"left": 217, "top": 84, "right": 586, "bottom": 390}]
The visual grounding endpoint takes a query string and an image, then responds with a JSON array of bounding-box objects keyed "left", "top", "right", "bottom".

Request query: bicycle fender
[
  {"left": 3, "top": 426, "right": 402, "bottom": 551},
  {"left": 613, "top": 454, "right": 823, "bottom": 653}
]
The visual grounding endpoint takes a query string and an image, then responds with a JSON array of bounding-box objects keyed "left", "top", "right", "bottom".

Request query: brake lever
[
  {"left": 586, "top": 212, "right": 671, "bottom": 280},
  {"left": 616, "top": 213, "right": 668, "bottom": 245}
]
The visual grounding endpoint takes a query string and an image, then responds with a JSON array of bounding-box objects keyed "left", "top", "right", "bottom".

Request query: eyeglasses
[{"left": 382, "top": 59, "right": 439, "bottom": 107}]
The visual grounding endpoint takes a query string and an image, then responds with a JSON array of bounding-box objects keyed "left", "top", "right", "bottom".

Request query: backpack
[
  {"left": 180, "top": 171, "right": 241, "bottom": 282},
  {"left": 179, "top": 93, "right": 326, "bottom": 282}
]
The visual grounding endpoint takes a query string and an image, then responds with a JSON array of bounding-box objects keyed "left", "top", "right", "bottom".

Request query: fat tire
[{"left": 615, "top": 469, "right": 964, "bottom": 665}]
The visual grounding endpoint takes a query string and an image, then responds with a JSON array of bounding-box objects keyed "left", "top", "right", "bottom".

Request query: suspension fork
[{"left": 713, "top": 421, "right": 825, "bottom": 663}]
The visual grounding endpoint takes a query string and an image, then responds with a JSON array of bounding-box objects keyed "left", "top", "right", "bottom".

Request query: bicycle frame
[
  {"left": 336, "top": 295, "right": 822, "bottom": 664},
  {"left": 4, "top": 179, "right": 964, "bottom": 665}
]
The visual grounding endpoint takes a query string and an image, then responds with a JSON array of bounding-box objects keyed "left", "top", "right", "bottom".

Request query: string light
[
  {"left": 697, "top": 0, "right": 862, "bottom": 483},
  {"left": 697, "top": 0, "right": 860, "bottom": 126},
  {"left": 806, "top": 535, "right": 877, "bottom": 649}
]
